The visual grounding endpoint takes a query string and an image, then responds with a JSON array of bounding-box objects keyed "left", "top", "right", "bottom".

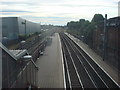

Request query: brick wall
[{"left": 93, "top": 17, "right": 120, "bottom": 68}]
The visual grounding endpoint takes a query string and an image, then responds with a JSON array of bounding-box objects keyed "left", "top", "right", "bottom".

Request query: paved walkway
[
  {"left": 36, "top": 33, "right": 64, "bottom": 88},
  {"left": 65, "top": 33, "right": 120, "bottom": 86}
]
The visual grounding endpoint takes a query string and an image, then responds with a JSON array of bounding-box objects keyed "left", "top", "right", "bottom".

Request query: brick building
[
  {"left": 107, "top": 17, "right": 120, "bottom": 66},
  {"left": 93, "top": 16, "right": 120, "bottom": 68},
  {"left": 93, "top": 21, "right": 104, "bottom": 55}
]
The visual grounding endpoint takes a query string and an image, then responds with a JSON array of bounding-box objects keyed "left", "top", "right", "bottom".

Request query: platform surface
[{"left": 36, "top": 33, "right": 64, "bottom": 88}]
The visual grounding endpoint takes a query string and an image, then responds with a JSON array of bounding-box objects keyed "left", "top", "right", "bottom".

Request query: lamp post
[
  {"left": 103, "top": 14, "right": 107, "bottom": 61},
  {"left": 23, "top": 55, "right": 39, "bottom": 87},
  {"left": 23, "top": 55, "right": 39, "bottom": 70},
  {"left": 22, "top": 20, "right": 26, "bottom": 39},
  {"left": 20, "top": 40, "right": 26, "bottom": 49},
  {"left": 81, "top": 35, "right": 84, "bottom": 42}
]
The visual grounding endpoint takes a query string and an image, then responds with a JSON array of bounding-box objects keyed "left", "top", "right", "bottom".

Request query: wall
[
  {"left": 93, "top": 22, "right": 104, "bottom": 56},
  {"left": 2, "top": 49, "right": 18, "bottom": 88},
  {"left": 93, "top": 17, "right": 120, "bottom": 68},
  {"left": 2, "top": 17, "right": 41, "bottom": 41},
  {"left": 2, "top": 47, "right": 38, "bottom": 88},
  {"left": 18, "top": 17, "right": 41, "bottom": 36}
]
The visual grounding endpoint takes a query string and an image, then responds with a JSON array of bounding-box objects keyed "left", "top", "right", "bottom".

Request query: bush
[{"left": 18, "top": 34, "right": 26, "bottom": 40}]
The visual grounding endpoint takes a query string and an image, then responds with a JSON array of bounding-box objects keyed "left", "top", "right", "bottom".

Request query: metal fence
[
  {"left": 2, "top": 31, "right": 55, "bottom": 88},
  {"left": 11, "top": 61, "right": 38, "bottom": 88},
  {"left": 2, "top": 48, "right": 38, "bottom": 88}
]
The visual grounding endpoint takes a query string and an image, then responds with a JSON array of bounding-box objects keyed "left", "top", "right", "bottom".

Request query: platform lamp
[
  {"left": 23, "top": 55, "right": 39, "bottom": 88},
  {"left": 23, "top": 55, "right": 39, "bottom": 70},
  {"left": 103, "top": 14, "right": 107, "bottom": 61}
]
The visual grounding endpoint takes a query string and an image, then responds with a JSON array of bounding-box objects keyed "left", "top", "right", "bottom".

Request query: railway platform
[
  {"left": 35, "top": 33, "right": 65, "bottom": 88},
  {"left": 65, "top": 32, "right": 120, "bottom": 86}
]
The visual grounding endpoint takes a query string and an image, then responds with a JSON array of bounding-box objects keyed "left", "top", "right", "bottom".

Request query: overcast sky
[{"left": 0, "top": 0, "right": 119, "bottom": 25}]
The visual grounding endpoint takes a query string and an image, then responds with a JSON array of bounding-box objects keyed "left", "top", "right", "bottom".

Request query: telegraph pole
[{"left": 103, "top": 14, "right": 107, "bottom": 61}]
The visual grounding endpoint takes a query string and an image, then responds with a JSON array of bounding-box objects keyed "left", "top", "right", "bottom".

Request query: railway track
[{"left": 59, "top": 33, "right": 119, "bottom": 89}]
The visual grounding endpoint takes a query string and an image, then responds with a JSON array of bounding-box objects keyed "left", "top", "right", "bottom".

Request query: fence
[
  {"left": 2, "top": 31, "right": 55, "bottom": 88},
  {"left": 11, "top": 61, "right": 38, "bottom": 88}
]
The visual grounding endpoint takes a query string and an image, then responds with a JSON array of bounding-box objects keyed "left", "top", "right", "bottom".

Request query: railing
[
  {"left": 11, "top": 61, "right": 38, "bottom": 88},
  {"left": 2, "top": 49, "right": 38, "bottom": 88},
  {"left": 2, "top": 31, "right": 55, "bottom": 88},
  {"left": 10, "top": 38, "right": 47, "bottom": 88}
]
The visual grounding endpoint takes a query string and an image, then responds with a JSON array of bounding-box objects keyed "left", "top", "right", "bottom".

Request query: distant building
[{"left": 1, "top": 17, "right": 41, "bottom": 41}]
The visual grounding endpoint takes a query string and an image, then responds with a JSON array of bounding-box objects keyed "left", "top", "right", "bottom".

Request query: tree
[
  {"left": 66, "top": 13, "right": 103, "bottom": 48},
  {"left": 67, "top": 21, "right": 79, "bottom": 30},
  {"left": 91, "top": 14, "right": 104, "bottom": 25},
  {"left": 83, "top": 23, "right": 95, "bottom": 47}
]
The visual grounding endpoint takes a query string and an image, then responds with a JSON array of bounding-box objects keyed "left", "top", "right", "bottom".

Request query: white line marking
[
  {"left": 63, "top": 43, "right": 72, "bottom": 89},
  {"left": 58, "top": 34, "right": 66, "bottom": 89}
]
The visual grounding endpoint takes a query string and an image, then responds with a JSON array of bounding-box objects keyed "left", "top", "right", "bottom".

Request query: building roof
[
  {"left": 107, "top": 16, "right": 120, "bottom": 27},
  {"left": 108, "top": 16, "right": 120, "bottom": 20},
  {"left": 0, "top": 42, "right": 28, "bottom": 60},
  {"left": 9, "top": 50, "right": 28, "bottom": 60}
]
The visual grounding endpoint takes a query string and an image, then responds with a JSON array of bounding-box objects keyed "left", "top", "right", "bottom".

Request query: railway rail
[{"left": 59, "top": 33, "right": 119, "bottom": 89}]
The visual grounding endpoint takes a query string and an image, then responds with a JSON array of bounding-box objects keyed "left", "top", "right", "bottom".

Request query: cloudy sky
[{"left": 0, "top": 0, "right": 119, "bottom": 25}]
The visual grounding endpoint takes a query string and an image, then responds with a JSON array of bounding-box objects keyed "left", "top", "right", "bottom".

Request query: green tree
[
  {"left": 66, "top": 13, "right": 104, "bottom": 48},
  {"left": 83, "top": 23, "right": 95, "bottom": 47},
  {"left": 91, "top": 14, "right": 104, "bottom": 25}
]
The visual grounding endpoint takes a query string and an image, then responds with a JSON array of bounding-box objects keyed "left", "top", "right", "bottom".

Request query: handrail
[
  {"left": 10, "top": 59, "right": 38, "bottom": 88},
  {"left": 30, "top": 59, "right": 39, "bottom": 70}
]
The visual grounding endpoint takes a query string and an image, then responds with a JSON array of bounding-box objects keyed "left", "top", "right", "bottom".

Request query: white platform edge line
[
  {"left": 65, "top": 32, "right": 120, "bottom": 88},
  {"left": 58, "top": 33, "right": 66, "bottom": 89}
]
